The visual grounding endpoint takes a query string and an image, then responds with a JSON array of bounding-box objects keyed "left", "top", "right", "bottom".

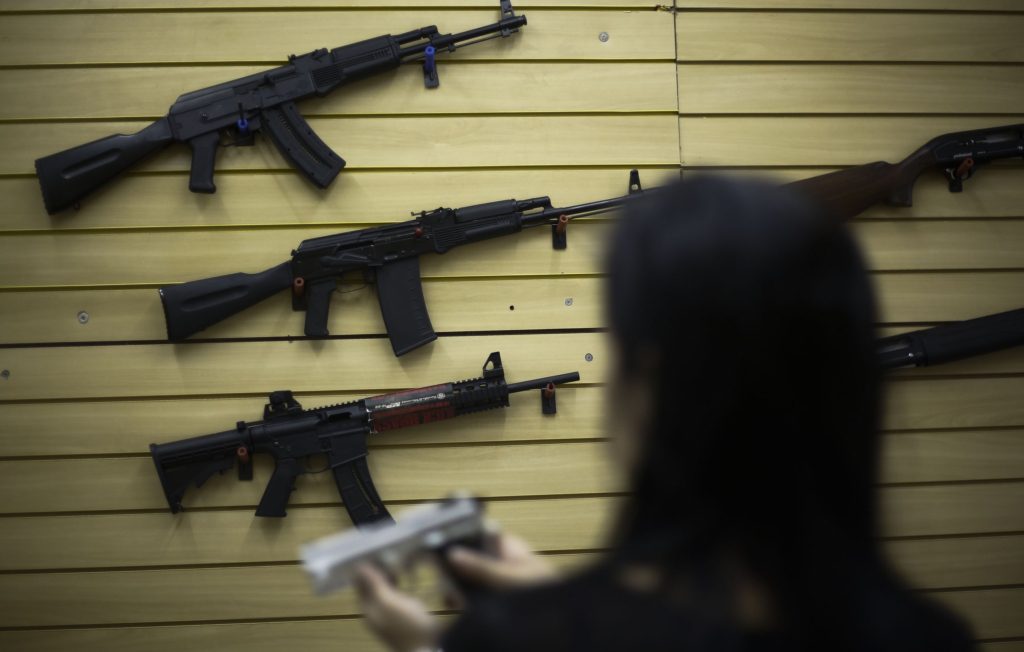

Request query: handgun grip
[
  {"left": 34, "top": 118, "right": 175, "bottom": 214},
  {"left": 303, "top": 278, "right": 337, "bottom": 337},
  {"left": 376, "top": 257, "right": 437, "bottom": 357},
  {"left": 159, "top": 262, "right": 294, "bottom": 340},
  {"left": 332, "top": 457, "right": 393, "bottom": 528},
  {"left": 262, "top": 101, "right": 346, "bottom": 189},
  {"left": 187, "top": 131, "right": 221, "bottom": 194},
  {"left": 256, "top": 457, "right": 303, "bottom": 517}
]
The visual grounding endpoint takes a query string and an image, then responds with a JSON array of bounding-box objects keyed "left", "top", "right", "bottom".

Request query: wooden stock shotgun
[{"left": 784, "top": 123, "right": 1024, "bottom": 222}]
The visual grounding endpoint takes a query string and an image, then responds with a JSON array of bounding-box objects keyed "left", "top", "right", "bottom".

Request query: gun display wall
[{"left": 1, "top": 2, "right": 1023, "bottom": 651}]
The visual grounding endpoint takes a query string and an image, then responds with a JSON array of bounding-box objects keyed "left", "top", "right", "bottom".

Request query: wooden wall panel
[
  {"left": 4, "top": 220, "right": 1023, "bottom": 290},
  {"left": 679, "top": 1, "right": 1022, "bottom": 8},
  {"left": 678, "top": 64, "right": 1024, "bottom": 114},
  {"left": 0, "top": 10, "right": 673, "bottom": 65},
  {"left": 2, "top": 271, "right": 1020, "bottom": 344},
  {"left": 1, "top": 0, "right": 1021, "bottom": 649},
  {"left": 677, "top": 13, "right": 1024, "bottom": 62},
  {"left": 0, "top": 168, "right": 679, "bottom": 231},
  {"left": 678, "top": 116, "right": 1024, "bottom": 167},
  {"left": 0, "top": 63, "right": 678, "bottom": 121},
  {"left": 677, "top": 3, "right": 1024, "bottom": 647},
  {"left": 0, "top": 115, "right": 680, "bottom": 175}
]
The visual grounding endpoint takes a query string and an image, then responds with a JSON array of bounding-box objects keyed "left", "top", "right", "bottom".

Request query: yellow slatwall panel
[
  {"left": 0, "top": 1, "right": 1022, "bottom": 651},
  {"left": 0, "top": 4, "right": 676, "bottom": 651},
  {"left": 677, "top": 3, "right": 1024, "bottom": 649}
]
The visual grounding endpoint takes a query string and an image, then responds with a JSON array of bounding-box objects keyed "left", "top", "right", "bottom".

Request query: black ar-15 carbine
[
  {"left": 34, "top": 1, "right": 526, "bottom": 214},
  {"left": 159, "top": 170, "right": 645, "bottom": 355},
  {"left": 150, "top": 352, "right": 579, "bottom": 527}
]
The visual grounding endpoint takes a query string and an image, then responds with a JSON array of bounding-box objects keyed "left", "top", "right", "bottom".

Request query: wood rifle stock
[
  {"left": 783, "top": 122, "right": 1024, "bottom": 222},
  {"left": 785, "top": 148, "right": 934, "bottom": 222}
]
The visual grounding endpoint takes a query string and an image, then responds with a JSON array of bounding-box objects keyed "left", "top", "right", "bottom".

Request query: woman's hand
[
  {"left": 354, "top": 532, "right": 557, "bottom": 652},
  {"left": 446, "top": 532, "right": 557, "bottom": 589},
  {"left": 355, "top": 564, "right": 439, "bottom": 652}
]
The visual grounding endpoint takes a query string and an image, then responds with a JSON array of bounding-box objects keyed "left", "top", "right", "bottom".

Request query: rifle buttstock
[
  {"left": 160, "top": 262, "right": 294, "bottom": 340},
  {"left": 34, "top": 118, "right": 175, "bottom": 214}
]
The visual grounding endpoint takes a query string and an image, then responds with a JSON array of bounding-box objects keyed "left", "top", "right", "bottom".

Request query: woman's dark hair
[{"left": 604, "top": 177, "right": 947, "bottom": 650}]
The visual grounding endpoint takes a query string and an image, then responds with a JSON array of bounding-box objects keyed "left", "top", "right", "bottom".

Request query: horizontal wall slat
[
  {"left": 0, "top": 496, "right": 619, "bottom": 570},
  {"left": 709, "top": 168, "right": 1024, "bottom": 220},
  {"left": 874, "top": 272, "right": 1024, "bottom": 323},
  {"left": 5, "top": 221, "right": 1024, "bottom": 291},
  {"left": 0, "top": 334, "right": 609, "bottom": 401},
  {"left": 3, "top": 484, "right": 1022, "bottom": 571},
  {"left": 0, "top": 621, "right": 389, "bottom": 652},
  {"left": 677, "top": 64, "right": 1024, "bottom": 114},
  {"left": 881, "top": 482, "right": 1024, "bottom": 538},
  {"left": 678, "top": 116, "right": 1024, "bottom": 166},
  {"left": 676, "top": 1, "right": 1023, "bottom": 9},
  {"left": 0, "top": 554, "right": 587, "bottom": 629},
  {"left": 0, "top": 168, "right": 678, "bottom": 232},
  {"left": 936, "top": 588, "right": 1024, "bottom": 640},
  {"left": 3, "top": 595, "right": 1021, "bottom": 652},
  {"left": 883, "top": 377, "right": 1024, "bottom": 431},
  {"left": 2, "top": 271, "right": 1021, "bottom": 344},
  {"left": 981, "top": 643, "right": 1024, "bottom": 652},
  {"left": 887, "top": 534, "right": 1024, "bottom": 591},
  {"left": 4, "top": 381, "right": 1023, "bottom": 457},
  {"left": 1, "top": 115, "right": 680, "bottom": 176},
  {"left": 676, "top": 13, "right": 1024, "bottom": 62},
  {"left": 2, "top": 534, "right": 1021, "bottom": 628},
  {"left": 0, "top": 224, "right": 610, "bottom": 286},
  {"left": 5, "top": 426, "right": 1023, "bottom": 513},
  {"left": 9, "top": 165, "right": 1021, "bottom": 232},
  {"left": 0, "top": 278, "right": 601, "bottom": 343},
  {"left": 0, "top": 62, "right": 677, "bottom": 122},
  {"left": 0, "top": 10, "right": 674, "bottom": 66},
  {"left": 881, "top": 429, "right": 1024, "bottom": 484},
  {"left": 0, "top": 1, "right": 656, "bottom": 10},
  {"left": 6, "top": 333, "right": 1024, "bottom": 402},
  {"left": 0, "top": 386, "right": 603, "bottom": 457},
  {"left": 0, "top": 441, "right": 618, "bottom": 514}
]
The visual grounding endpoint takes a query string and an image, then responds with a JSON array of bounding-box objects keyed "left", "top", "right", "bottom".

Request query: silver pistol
[{"left": 300, "top": 495, "right": 486, "bottom": 596}]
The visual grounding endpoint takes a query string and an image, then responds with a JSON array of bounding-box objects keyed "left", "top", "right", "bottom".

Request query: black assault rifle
[
  {"left": 159, "top": 170, "right": 645, "bottom": 355},
  {"left": 150, "top": 352, "right": 579, "bottom": 527},
  {"left": 34, "top": 1, "right": 526, "bottom": 214}
]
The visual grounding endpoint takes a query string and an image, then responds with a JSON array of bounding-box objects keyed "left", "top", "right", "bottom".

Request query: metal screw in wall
[
  {"left": 1, "top": 370, "right": 9, "bottom": 380},
  {"left": 585, "top": 353, "right": 594, "bottom": 362},
  {"left": 564, "top": 298, "right": 574, "bottom": 306},
  {"left": 598, "top": 32, "right": 609, "bottom": 42},
  {"left": 77, "top": 311, "right": 90, "bottom": 324}
]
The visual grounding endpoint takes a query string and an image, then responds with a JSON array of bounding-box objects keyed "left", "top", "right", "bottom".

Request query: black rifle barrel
[
  {"left": 521, "top": 193, "right": 639, "bottom": 228},
  {"left": 507, "top": 371, "right": 581, "bottom": 394},
  {"left": 399, "top": 15, "right": 527, "bottom": 58},
  {"left": 878, "top": 307, "right": 1024, "bottom": 369}
]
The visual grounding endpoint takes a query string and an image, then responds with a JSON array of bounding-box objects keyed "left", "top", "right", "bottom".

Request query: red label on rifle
[{"left": 365, "top": 384, "right": 457, "bottom": 432}]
